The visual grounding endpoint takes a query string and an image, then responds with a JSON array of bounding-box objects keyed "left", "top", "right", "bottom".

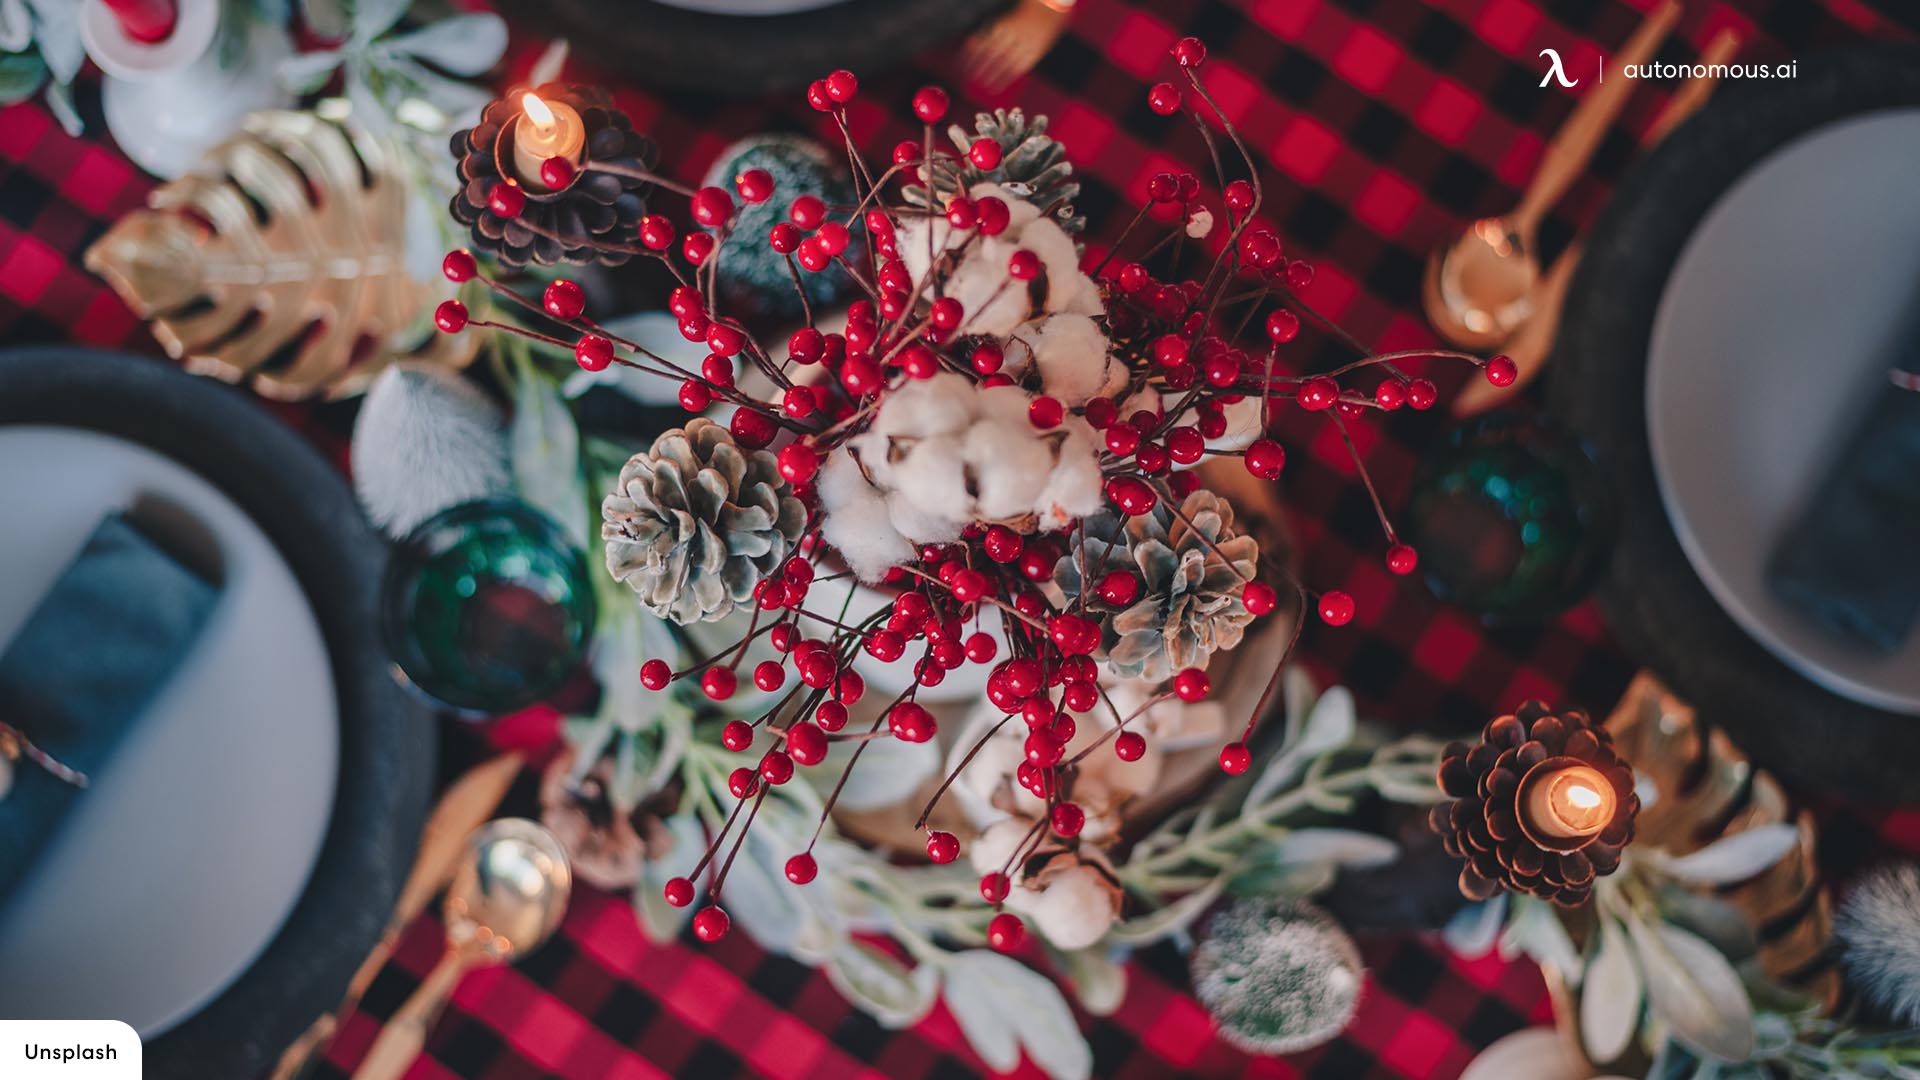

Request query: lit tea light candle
[
  {"left": 512, "top": 92, "right": 585, "bottom": 191},
  {"left": 1523, "top": 761, "right": 1616, "bottom": 841}
]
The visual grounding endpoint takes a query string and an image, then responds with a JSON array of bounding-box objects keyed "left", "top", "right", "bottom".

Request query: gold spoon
[
  {"left": 1424, "top": 0, "right": 1681, "bottom": 349},
  {"left": 351, "top": 818, "right": 572, "bottom": 1080}
]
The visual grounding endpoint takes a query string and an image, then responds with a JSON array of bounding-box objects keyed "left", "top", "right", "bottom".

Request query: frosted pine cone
[
  {"left": 1054, "top": 489, "right": 1258, "bottom": 682},
  {"left": 903, "top": 108, "right": 1084, "bottom": 236},
  {"left": 602, "top": 418, "right": 805, "bottom": 623},
  {"left": 1191, "top": 898, "right": 1364, "bottom": 1056},
  {"left": 1429, "top": 702, "right": 1639, "bottom": 907}
]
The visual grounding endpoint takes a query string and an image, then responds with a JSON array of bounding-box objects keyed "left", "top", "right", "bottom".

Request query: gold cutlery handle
[{"left": 350, "top": 950, "right": 470, "bottom": 1080}]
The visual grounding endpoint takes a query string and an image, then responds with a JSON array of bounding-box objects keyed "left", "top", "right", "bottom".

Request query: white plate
[
  {"left": 1646, "top": 109, "right": 1920, "bottom": 715},
  {"left": 0, "top": 427, "right": 338, "bottom": 1035}
]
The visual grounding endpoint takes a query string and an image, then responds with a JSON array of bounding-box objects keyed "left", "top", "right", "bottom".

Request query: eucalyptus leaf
[
  {"left": 1266, "top": 827, "right": 1398, "bottom": 870},
  {"left": 823, "top": 940, "right": 938, "bottom": 1028},
  {"left": 1056, "top": 946, "right": 1127, "bottom": 1017},
  {"left": 1226, "top": 855, "right": 1334, "bottom": 899},
  {"left": 1107, "top": 878, "right": 1224, "bottom": 946},
  {"left": 380, "top": 13, "right": 507, "bottom": 75},
  {"left": 1581, "top": 916, "right": 1643, "bottom": 1065},
  {"left": 1655, "top": 824, "right": 1799, "bottom": 886},
  {"left": 632, "top": 815, "right": 704, "bottom": 943},
  {"left": 25, "top": 0, "right": 81, "bottom": 83},
  {"left": 351, "top": 0, "right": 411, "bottom": 40},
  {"left": 0, "top": 0, "right": 32, "bottom": 52},
  {"left": 0, "top": 51, "right": 47, "bottom": 102},
  {"left": 810, "top": 730, "right": 939, "bottom": 811},
  {"left": 279, "top": 49, "right": 345, "bottom": 95},
  {"left": 1247, "top": 684, "right": 1355, "bottom": 805},
  {"left": 528, "top": 38, "right": 569, "bottom": 85},
  {"left": 1628, "top": 916, "right": 1755, "bottom": 1062},
  {"left": 1501, "top": 894, "right": 1583, "bottom": 988},
  {"left": 940, "top": 950, "right": 1093, "bottom": 1080},
  {"left": 510, "top": 360, "right": 590, "bottom": 548},
  {"left": 1443, "top": 895, "right": 1507, "bottom": 959}
]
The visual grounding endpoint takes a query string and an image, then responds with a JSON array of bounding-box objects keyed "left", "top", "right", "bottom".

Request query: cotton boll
[
  {"left": 1016, "top": 215, "right": 1093, "bottom": 316},
  {"left": 887, "top": 491, "right": 966, "bottom": 546},
  {"left": 1186, "top": 206, "right": 1215, "bottom": 239},
  {"left": 352, "top": 362, "right": 510, "bottom": 537},
  {"left": 1017, "top": 860, "right": 1124, "bottom": 950},
  {"left": 872, "top": 372, "right": 976, "bottom": 440},
  {"left": 891, "top": 433, "right": 976, "bottom": 521},
  {"left": 1837, "top": 862, "right": 1920, "bottom": 1025},
  {"left": 969, "top": 182, "right": 1041, "bottom": 233},
  {"left": 969, "top": 818, "right": 1034, "bottom": 881},
  {"left": 1032, "top": 421, "right": 1104, "bottom": 530},
  {"left": 974, "top": 382, "right": 1036, "bottom": 427},
  {"left": 964, "top": 420, "right": 1053, "bottom": 520},
  {"left": 1120, "top": 385, "right": 1163, "bottom": 420},
  {"left": 818, "top": 452, "right": 915, "bottom": 580},
  {"left": 1016, "top": 314, "right": 1114, "bottom": 407}
]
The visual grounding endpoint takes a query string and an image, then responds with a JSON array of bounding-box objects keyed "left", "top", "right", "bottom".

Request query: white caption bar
[{"left": 0, "top": 1020, "right": 142, "bottom": 1078}]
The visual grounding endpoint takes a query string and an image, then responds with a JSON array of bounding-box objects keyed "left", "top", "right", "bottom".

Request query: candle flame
[
  {"left": 1565, "top": 784, "right": 1602, "bottom": 810},
  {"left": 522, "top": 93, "right": 557, "bottom": 135}
]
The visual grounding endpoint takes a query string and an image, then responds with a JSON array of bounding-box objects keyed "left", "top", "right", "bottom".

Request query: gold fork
[{"left": 961, "top": 0, "right": 1075, "bottom": 93}]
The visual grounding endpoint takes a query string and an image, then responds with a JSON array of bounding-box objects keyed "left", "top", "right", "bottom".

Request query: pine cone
[
  {"left": 701, "top": 135, "right": 857, "bottom": 321},
  {"left": 1054, "top": 489, "right": 1258, "bottom": 682},
  {"left": 1429, "top": 701, "right": 1640, "bottom": 907},
  {"left": 450, "top": 83, "right": 657, "bottom": 268},
  {"left": 602, "top": 418, "right": 806, "bottom": 624},
  {"left": 903, "top": 108, "right": 1085, "bottom": 236}
]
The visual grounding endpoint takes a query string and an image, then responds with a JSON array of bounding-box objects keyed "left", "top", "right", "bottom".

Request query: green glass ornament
[
  {"left": 1405, "top": 413, "right": 1613, "bottom": 621},
  {"left": 382, "top": 498, "right": 596, "bottom": 714}
]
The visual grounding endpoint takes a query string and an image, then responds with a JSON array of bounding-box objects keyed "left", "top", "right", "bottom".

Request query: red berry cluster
[{"left": 437, "top": 37, "right": 1500, "bottom": 945}]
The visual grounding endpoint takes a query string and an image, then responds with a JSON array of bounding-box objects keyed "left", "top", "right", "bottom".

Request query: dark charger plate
[
  {"left": 1548, "top": 46, "right": 1920, "bottom": 802},
  {"left": 0, "top": 349, "right": 434, "bottom": 1079}
]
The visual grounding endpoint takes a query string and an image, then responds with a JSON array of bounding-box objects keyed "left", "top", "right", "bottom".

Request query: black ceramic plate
[
  {"left": 1549, "top": 45, "right": 1920, "bottom": 801},
  {"left": 488, "top": 0, "right": 1006, "bottom": 97},
  {"left": 0, "top": 349, "right": 433, "bottom": 1079}
]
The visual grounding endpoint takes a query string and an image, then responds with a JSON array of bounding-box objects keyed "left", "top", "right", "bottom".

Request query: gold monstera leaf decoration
[{"left": 86, "top": 110, "right": 475, "bottom": 401}]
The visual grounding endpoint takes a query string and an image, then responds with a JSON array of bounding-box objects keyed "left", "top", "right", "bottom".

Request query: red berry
[
  {"left": 1154, "top": 334, "right": 1189, "bottom": 367},
  {"left": 433, "top": 300, "right": 468, "bottom": 333},
  {"left": 640, "top": 658, "right": 671, "bottom": 690},
  {"left": 1105, "top": 421, "right": 1141, "bottom": 457},
  {"left": 1485, "top": 355, "right": 1518, "bottom": 387},
  {"left": 1244, "top": 439, "right": 1285, "bottom": 480},
  {"left": 946, "top": 197, "right": 977, "bottom": 230},
  {"left": 640, "top": 214, "right": 677, "bottom": 251},
  {"left": 1167, "top": 426, "right": 1206, "bottom": 464},
  {"left": 1319, "top": 590, "right": 1356, "bottom": 626},
  {"left": 1225, "top": 179, "right": 1255, "bottom": 213},
  {"left": 788, "top": 327, "right": 824, "bottom": 364},
  {"left": 693, "top": 905, "right": 729, "bottom": 942},
  {"left": 682, "top": 231, "right": 716, "bottom": 266},
  {"left": 1386, "top": 543, "right": 1419, "bottom": 575},
  {"left": 1298, "top": 376, "right": 1340, "bottom": 411},
  {"left": 1287, "top": 259, "right": 1315, "bottom": 289},
  {"left": 787, "top": 722, "right": 827, "bottom": 766},
  {"left": 690, "top": 186, "right": 734, "bottom": 227},
  {"left": 1173, "top": 667, "right": 1211, "bottom": 702},
  {"left": 1406, "top": 378, "right": 1438, "bottom": 410},
  {"left": 964, "top": 632, "right": 997, "bottom": 664},
  {"left": 729, "top": 767, "right": 759, "bottom": 799},
  {"left": 815, "top": 701, "right": 848, "bottom": 732},
  {"left": 1095, "top": 570, "right": 1140, "bottom": 607},
  {"left": 1104, "top": 476, "right": 1158, "bottom": 516},
  {"left": 731, "top": 408, "right": 777, "bottom": 450},
  {"left": 668, "top": 287, "right": 703, "bottom": 318},
  {"left": 983, "top": 524, "right": 1024, "bottom": 563},
  {"left": 912, "top": 85, "right": 949, "bottom": 122},
  {"left": 783, "top": 385, "right": 817, "bottom": 419},
  {"left": 1001, "top": 658, "right": 1044, "bottom": 697},
  {"left": 570, "top": 336, "right": 614, "bottom": 375},
  {"left": 1220, "top": 742, "right": 1252, "bottom": 774},
  {"left": 441, "top": 249, "right": 477, "bottom": 282},
  {"left": 969, "top": 137, "right": 1003, "bottom": 170},
  {"left": 980, "top": 872, "right": 1010, "bottom": 903},
  {"left": 825, "top": 69, "right": 858, "bottom": 103},
  {"left": 975, "top": 196, "right": 1011, "bottom": 236},
  {"left": 722, "top": 719, "right": 753, "bottom": 752},
  {"left": 735, "top": 167, "right": 774, "bottom": 203},
  {"left": 543, "top": 279, "right": 585, "bottom": 320},
  {"left": 889, "top": 702, "right": 937, "bottom": 743},
  {"left": 788, "top": 194, "right": 826, "bottom": 230},
  {"left": 1265, "top": 309, "right": 1300, "bottom": 343},
  {"left": 768, "top": 221, "right": 801, "bottom": 253},
  {"left": 817, "top": 220, "right": 850, "bottom": 256},
  {"left": 926, "top": 831, "right": 960, "bottom": 863},
  {"left": 702, "top": 667, "right": 737, "bottom": 701},
  {"left": 865, "top": 629, "right": 905, "bottom": 662},
  {"left": 1029, "top": 395, "right": 1063, "bottom": 429},
  {"left": 1115, "top": 731, "right": 1147, "bottom": 761},
  {"left": 1237, "top": 227, "right": 1281, "bottom": 268},
  {"left": 988, "top": 912, "right": 1025, "bottom": 952},
  {"left": 1172, "top": 36, "right": 1207, "bottom": 66},
  {"left": 1061, "top": 681, "right": 1098, "bottom": 713},
  {"left": 539, "top": 155, "right": 575, "bottom": 190},
  {"left": 1243, "top": 580, "right": 1278, "bottom": 616},
  {"left": 929, "top": 296, "right": 964, "bottom": 331},
  {"left": 487, "top": 181, "right": 525, "bottom": 218},
  {"left": 664, "top": 877, "right": 695, "bottom": 907},
  {"left": 1007, "top": 249, "right": 1041, "bottom": 280},
  {"left": 796, "top": 237, "right": 831, "bottom": 272},
  {"left": 776, "top": 442, "right": 820, "bottom": 484},
  {"left": 761, "top": 749, "right": 795, "bottom": 785},
  {"left": 1148, "top": 82, "right": 1182, "bottom": 115},
  {"left": 678, "top": 380, "right": 712, "bottom": 412},
  {"left": 785, "top": 852, "right": 818, "bottom": 884},
  {"left": 1375, "top": 380, "right": 1407, "bottom": 410},
  {"left": 1147, "top": 171, "right": 1180, "bottom": 203},
  {"left": 1046, "top": 802, "right": 1085, "bottom": 839},
  {"left": 753, "top": 659, "right": 785, "bottom": 692}
]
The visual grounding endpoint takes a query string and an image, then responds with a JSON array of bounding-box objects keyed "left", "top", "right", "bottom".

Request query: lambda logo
[{"left": 1538, "top": 48, "right": 1579, "bottom": 88}]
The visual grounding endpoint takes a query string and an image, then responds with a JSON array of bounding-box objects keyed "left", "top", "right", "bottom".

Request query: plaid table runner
[{"left": 4, "top": 0, "right": 1917, "bottom": 1076}]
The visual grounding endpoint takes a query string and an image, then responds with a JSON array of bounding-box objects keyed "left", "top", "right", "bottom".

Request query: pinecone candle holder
[
  {"left": 1431, "top": 701, "right": 1638, "bottom": 906},
  {"left": 450, "top": 84, "right": 658, "bottom": 267}
]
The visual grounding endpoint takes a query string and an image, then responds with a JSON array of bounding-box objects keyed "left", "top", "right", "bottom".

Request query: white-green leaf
[
  {"left": 1460, "top": 1027, "right": 1587, "bottom": 1080},
  {"left": 632, "top": 815, "right": 704, "bottom": 943},
  {"left": 1057, "top": 946, "right": 1127, "bottom": 1017},
  {"left": 823, "top": 940, "right": 938, "bottom": 1028},
  {"left": 1581, "top": 916, "right": 1642, "bottom": 1065},
  {"left": 527, "top": 38, "right": 570, "bottom": 85},
  {"left": 350, "top": 0, "right": 411, "bottom": 39},
  {"left": 940, "top": 950, "right": 1093, "bottom": 1080},
  {"left": 1627, "top": 916, "right": 1755, "bottom": 1062},
  {"left": 1267, "top": 827, "right": 1398, "bottom": 870},
  {"left": 810, "top": 729, "right": 939, "bottom": 811},
  {"left": 510, "top": 361, "right": 589, "bottom": 548},
  {"left": 1501, "top": 895, "right": 1583, "bottom": 988},
  {"left": 1443, "top": 895, "right": 1507, "bottom": 959},
  {"left": 381, "top": 14, "right": 507, "bottom": 75},
  {"left": 1654, "top": 824, "right": 1799, "bottom": 886},
  {"left": 1247, "top": 684, "right": 1355, "bottom": 805},
  {"left": 278, "top": 49, "right": 344, "bottom": 95},
  {"left": 1107, "top": 878, "right": 1224, "bottom": 946}
]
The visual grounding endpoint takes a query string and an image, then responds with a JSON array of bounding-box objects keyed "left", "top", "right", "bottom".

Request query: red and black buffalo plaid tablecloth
[{"left": 5, "top": 0, "right": 1919, "bottom": 1076}]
